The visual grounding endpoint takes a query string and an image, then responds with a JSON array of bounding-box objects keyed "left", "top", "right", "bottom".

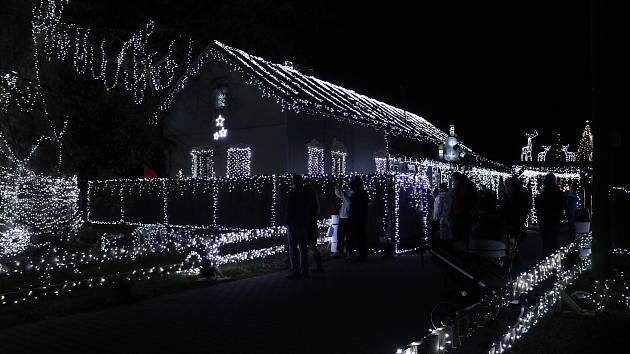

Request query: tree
[{"left": 576, "top": 120, "right": 593, "bottom": 162}]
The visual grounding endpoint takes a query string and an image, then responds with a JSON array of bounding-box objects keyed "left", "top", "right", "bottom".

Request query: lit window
[
  {"left": 226, "top": 146, "right": 251, "bottom": 177},
  {"left": 190, "top": 149, "right": 214, "bottom": 178},
  {"left": 330, "top": 139, "right": 347, "bottom": 176},
  {"left": 215, "top": 87, "right": 227, "bottom": 108},
  {"left": 306, "top": 139, "right": 324, "bottom": 176}
]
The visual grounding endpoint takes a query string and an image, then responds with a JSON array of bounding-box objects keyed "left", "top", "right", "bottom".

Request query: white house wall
[
  {"left": 165, "top": 62, "right": 289, "bottom": 176},
  {"left": 286, "top": 111, "right": 386, "bottom": 174}
]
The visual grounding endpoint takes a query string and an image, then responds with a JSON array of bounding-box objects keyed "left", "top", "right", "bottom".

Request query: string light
[
  {"left": 576, "top": 121, "right": 593, "bottom": 162},
  {"left": 398, "top": 233, "right": 592, "bottom": 354},
  {"left": 330, "top": 139, "right": 347, "bottom": 175},
  {"left": 31, "top": 0, "right": 185, "bottom": 105},
  {"left": 0, "top": 168, "right": 80, "bottom": 237},
  {"left": 190, "top": 149, "right": 214, "bottom": 178},
  {"left": 226, "top": 147, "right": 251, "bottom": 178},
  {"left": 520, "top": 131, "right": 537, "bottom": 162},
  {"left": 213, "top": 114, "right": 228, "bottom": 141},
  {"left": 0, "top": 224, "right": 31, "bottom": 257}
]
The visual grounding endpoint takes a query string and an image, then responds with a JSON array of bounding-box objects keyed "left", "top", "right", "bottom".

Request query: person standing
[
  {"left": 350, "top": 176, "right": 369, "bottom": 261},
  {"left": 565, "top": 182, "right": 579, "bottom": 242},
  {"left": 286, "top": 174, "right": 312, "bottom": 278},
  {"left": 499, "top": 177, "right": 531, "bottom": 251},
  {"left": 535, "top": 173, "right": 567, "bottom": 256},
  {"left": 451, "top": 172, "right": 477, "bottom": 249},
  {"left": 306, "top": 181, "right": 324, "bottom": 272},
  {"left": 433, "top": 182, "right": 454, "bottom": 241},
  {"left": 335, "top": 180, "right": 354, "bottom": 259}
]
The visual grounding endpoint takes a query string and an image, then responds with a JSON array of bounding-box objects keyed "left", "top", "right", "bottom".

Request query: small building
[{"left": 162, "top": 41, "right": 477, "bottom": 177}]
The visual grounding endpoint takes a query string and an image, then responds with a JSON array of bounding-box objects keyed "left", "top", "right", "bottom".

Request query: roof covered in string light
[
  {"left": 165, "top": 41, "right": 469, "bottom": 146},
  {"left": 210, "top": 41, "right": 449, "bottom": 144},
  {"left": 159, "top": 41, "right": 507, "bottom": 165}
]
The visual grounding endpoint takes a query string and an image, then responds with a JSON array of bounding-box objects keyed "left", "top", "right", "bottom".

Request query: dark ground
[
  {"left": 0, "top": 254, "right": 449, "bottom": 354},
  {"left": 0, "top": 228, "right": 560, "bottom": 354}
]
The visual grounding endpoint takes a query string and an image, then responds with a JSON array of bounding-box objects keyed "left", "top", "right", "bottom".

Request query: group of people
[
  {"left": 431, "top": 171, "right": 577, "bottom": 257},
  {"left": 285, "top": 175, "right": 369, "bottom": 279}
]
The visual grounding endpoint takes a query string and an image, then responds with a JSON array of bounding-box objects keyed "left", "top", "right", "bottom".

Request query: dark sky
[
  {"left": 290, "top": 1, "right": 591, "bottom": 163},
  {"left": 69, "top": 0, "right": 592, "bottom": 163}
]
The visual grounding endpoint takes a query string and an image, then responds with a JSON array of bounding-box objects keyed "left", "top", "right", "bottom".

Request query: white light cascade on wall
[
  {"left": 331, "top": 150, "right": 347, "bottom": 175},
  {"left": 306, "top": 139, "right": 324, "bottom": 176},
  {"left": 330, "top": 139, "right": 347, "bottom": 176},
  {"left": 226, "top": 147, "right": 251, "bottom": 177},
  {"left": 190, "top": 149, "right": 214, "bottom": 178}
]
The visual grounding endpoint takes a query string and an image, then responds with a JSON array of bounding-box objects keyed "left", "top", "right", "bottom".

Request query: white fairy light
[
  {"left": 31, "top": 0, "right": 185, "bottom": 105},
  {"left": 213, "top": 114, "right": 228, "bottom": 141},
  {"left": 0, "top": 224, "right": 32, "bottom": 257},
  {"left": 0, "top": 168, "right": 81, "bottom": 237},
  {"left": 306, "top": 139, "right": 324, "bottom": 176},
  {"left": 330, "top": 139, "right": 347, "bottom": 176},
  {"left": 226, "top": 147, "right": 251, "bottom": 178},
  {"left": 190, "top": 149, "right": 214, "bottom": 178}
]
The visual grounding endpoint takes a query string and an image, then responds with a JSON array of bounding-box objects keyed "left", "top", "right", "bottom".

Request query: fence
[{"left": 87, "top": 173, "right": 431, "bottom": 253}]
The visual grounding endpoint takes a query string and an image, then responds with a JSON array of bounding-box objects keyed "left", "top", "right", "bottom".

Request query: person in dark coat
[
  {"left": 286, "top": 174, "right": 314, "bottom": 278},
  {"left": 499, "top": 177, "right": 532, "bottom": 250},
  {"left": 535, "top": 173, "right": 567, "bottom": 256},
  {"left": 349, "top": 176, "right": 369, "bottom": 261},
  {"left": 565, "top": 182, "right": 579, "bottom": 242},
  {"left": 470, "top": 187, "right": 504, "bottom": 242},
  {"left": 451, "top": 172, "right": 477, "bottom": 249},
  {"left": 305, "top": 181, "right": 324, "bottom": 272}
]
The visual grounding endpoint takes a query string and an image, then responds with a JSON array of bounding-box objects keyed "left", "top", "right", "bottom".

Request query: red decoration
[{"left": 143, "top": 165, "right": 158, "bottom": 179}]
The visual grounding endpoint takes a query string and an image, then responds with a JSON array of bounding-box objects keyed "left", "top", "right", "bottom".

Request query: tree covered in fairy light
[{"left": 576, "top": 120, "right": 593, "bottom": 162}]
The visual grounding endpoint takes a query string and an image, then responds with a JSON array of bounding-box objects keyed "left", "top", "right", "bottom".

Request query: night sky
[{"left": 69, "top": 0, "right": 592, "bottom": 163}]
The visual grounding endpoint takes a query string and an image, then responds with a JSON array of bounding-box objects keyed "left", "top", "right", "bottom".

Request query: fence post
[{"left": 162, "top": 179, "right": 169, "bottom": 225}]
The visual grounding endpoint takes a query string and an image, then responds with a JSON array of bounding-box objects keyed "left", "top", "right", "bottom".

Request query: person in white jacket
[
  {"left": 433, "top": 182, "right": 454, "bottom": 241},
  {"left": 334, "top": 181, "right": 354, "bottom": 259}
]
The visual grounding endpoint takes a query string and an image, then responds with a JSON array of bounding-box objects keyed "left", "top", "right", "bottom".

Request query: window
[
  {"left": 215, "top": 87, "right": 227, "bottom": 109},
  {"left": 306, "top": 139, "right": 324, "bottom": 176},
  {"left": 330, "top": 139, "right": 347, "bottom": 176},
  {"left": 226, "top": 146, "right": 251, "bottom": 177},
  {"left": 190, "top": 149, "right": 214, "bottom": 178}
]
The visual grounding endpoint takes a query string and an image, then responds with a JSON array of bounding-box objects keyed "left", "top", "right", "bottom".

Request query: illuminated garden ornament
[
  {"left": 0, "top": 224, "right": 32, "bottom": 257},
  {"left": 213, "top": 114, "right": 228, "bottom": 141},
  {"left": 538, "top": 145, "right": 550, "bottom": 162},
  {"left": 443, "top": 124, "right": 460, "bottom": 162},
  {"left": 576, "top": 120, "right": 593, "bottom": 162},
  {"left": 520, "top": 130, "right": 538, "bottom": 162}
]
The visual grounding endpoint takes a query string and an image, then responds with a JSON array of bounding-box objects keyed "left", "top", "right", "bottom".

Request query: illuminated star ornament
[{"left": 213, "top": 114, "right": 228, "bottom": 140}]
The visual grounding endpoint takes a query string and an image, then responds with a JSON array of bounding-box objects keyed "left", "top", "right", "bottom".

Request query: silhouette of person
[
  {"left": 286, "top": 174, "right": 314, "bottom": 278},
  {"left": 535, "top": 173, "right": 567, "bottom": 256}
]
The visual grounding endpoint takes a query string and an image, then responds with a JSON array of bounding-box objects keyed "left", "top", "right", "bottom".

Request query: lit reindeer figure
[
  {"left": 562, "top": 145, "right": 576, "bottom": 162},
  {"left": 538, "top": 145, "right": 550, "bottom": 162},
  {"left": 521, "top": 130, "right": 538, "bottom": 162}
]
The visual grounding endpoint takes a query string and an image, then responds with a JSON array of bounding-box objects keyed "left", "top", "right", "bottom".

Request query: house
[{"left": 162, "top": 41, "right": 478, "bottom": 177}]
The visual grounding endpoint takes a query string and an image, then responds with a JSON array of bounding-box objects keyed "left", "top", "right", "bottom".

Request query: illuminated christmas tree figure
[{"left": 576, "top": 121, "right": 593, "bottom": 162}]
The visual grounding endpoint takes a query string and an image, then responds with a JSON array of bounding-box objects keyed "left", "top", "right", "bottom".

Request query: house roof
[
  {"left": 210, "top": 41, "right": 450, "bottom": 144},
  {"left": 160, "top": 40, "right": 499, "bottom": 164}
]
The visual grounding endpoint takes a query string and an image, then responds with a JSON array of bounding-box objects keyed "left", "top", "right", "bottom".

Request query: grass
[
  {"left": 0, "top": 242, "right": 330, "bottom": 329},
  {"left": 509, "top": 269, "right": 630, "bottom": 354}
]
